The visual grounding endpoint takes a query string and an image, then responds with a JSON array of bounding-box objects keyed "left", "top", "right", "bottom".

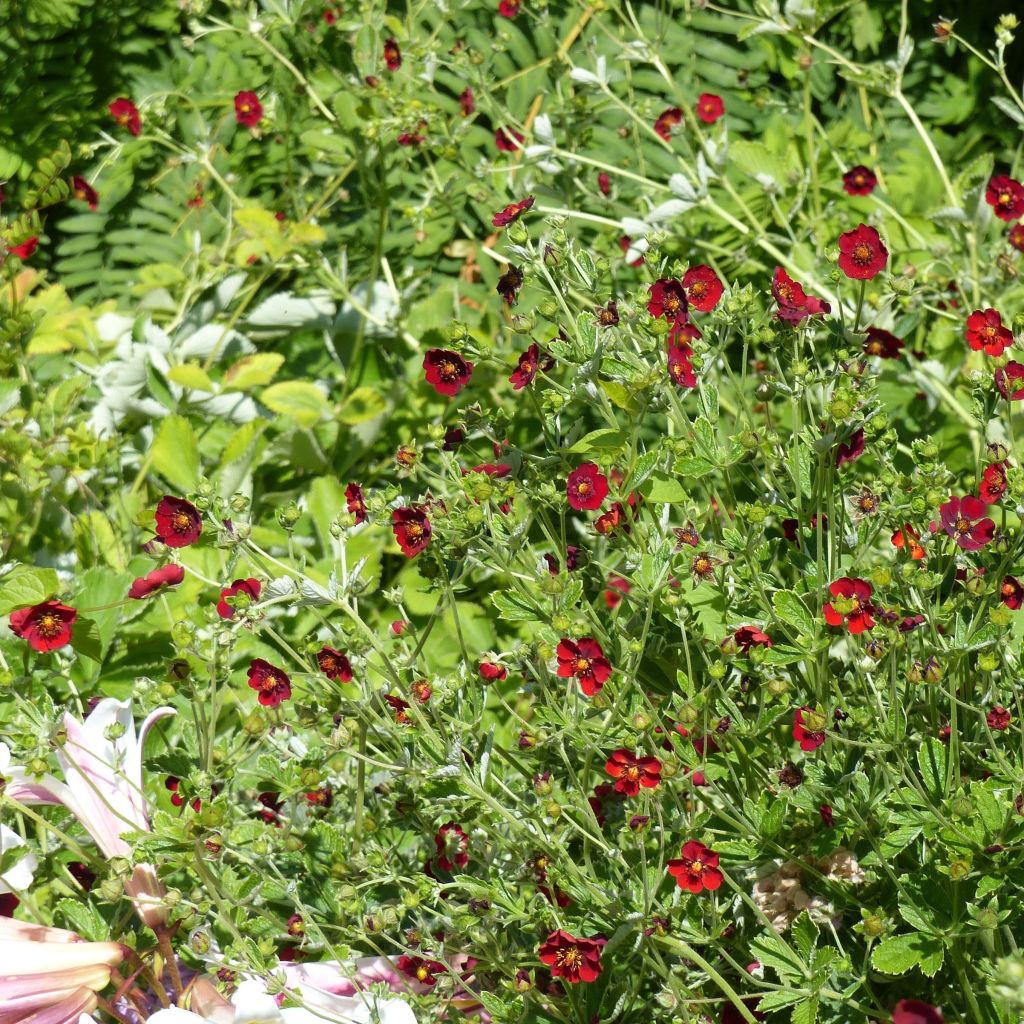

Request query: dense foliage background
[{"left": 3, "top": 2, "right": 1024, "bottom": 1024}]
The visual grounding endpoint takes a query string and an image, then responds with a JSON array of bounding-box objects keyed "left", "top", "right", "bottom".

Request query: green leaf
[
  {"left": 672, "top": 456, "right": 714, "bottom": 478},
  {"left": 491, "top": 590, "right": 541, "bottom": 623},
  {"left": 879, "top": 825, "right": 922, "bottom": 858},
  {"left": 151, "top": 415, "right": 200, "bottom": 492},
  {"left": 70, "top": 615, "right": 103, "bottom": 663},
  {"left": 773, "top": 590, "right": 814, "bottom": 635},
  {"left": 791, "top": 998, "right": 819, "bottom": 1024},
  {"left": 337, "top": 386, "right": 387, "bottom": 425},
  {"left": 757, "top": 991, "right": 806, "bottom": 1013},
  {"left": 917, "top": 737, "right": 948, "bottom": 799},
  {"left": 223, "top": 353, "right": 286, "bottom": 391},
  {"left": 640, "top": 474, "right": 688, "bottom": 503},
  {"left": 0, "top": 565, "right": 60, "bottom": 615},
  {"left": 55, "top": 897, "right": 108, "bottom": 941},
  {"left": 792, "top": 913, "right": 819, "bottom": 960},
  {"left": 871, "top": 933, "right": 945, "bottom": 976},
  {"left": 261, "top": 381, "right": 330, "bottom": 427},
  {"left": 750, "top": 931, "right": 806, "bottom": 982},
  {"left": 567, "top": 428, "right": 627, "bottom": 454},
  {"left": 166, "top": 362, "right": 214, "bottom": 391}
]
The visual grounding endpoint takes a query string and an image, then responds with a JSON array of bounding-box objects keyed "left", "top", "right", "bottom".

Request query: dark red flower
[
  {"left": 823, "top": 577, "right": 875, "bottom": 634},
  {"left": 995, "top": 361, "right": 1024, "bottom": 399},
  {"left": 412, "top": 678, "right": 432, "bottom": 704},
  {"left": 771, "top": 267, "right": 830, "bottom": 324},
  {"left": 545, "top": 546, "right": 580, "bottom": 574},
  {"left": 1010, "top": 222, "right": 1024, "bottom": 252},
  {"left": 509, "top": 343, "right": 552, "bottom": 390},
  {"left": 246, "top": 658, "right": 292, "bottom": 707},
  {"left": 668, "top": 343, "right": 697, "bottom": 389},
  {"left": 479, "top": 660, "right": 507, "bottom": 681},
  {"left": 71, "top": 176, "right": 98, "bottom": 210},
  {"left": 1001, "top": 575, "right": 1024, "bottom": 610},
  {"left": 594, "top": 501, "right": 630, "bottom": 535},
  {"left": 129, "top": 564, "right": 185, "bottom": 600},
  {"left": 234, "top": 91, "right": 262, "bottom": 127},
  {"left": 966, "top": 308, "right": 1013, "bottom": 356},
  {"left": 619, "top": 235, "right": 644, "bottom": 267},
  {"left": 668, "top": 840, "right": 723, "bottom": 893},
  {"left": 9, "top": 601, "right": 77, "bottom": 652},
  {"left": 842, "top": 166, "right": 877, "bottom": 196},
  {"left": 733, "top": 626, "right": 772, "bottom": 651},
  {"left": 987, "top": 706, "right": 1011, "bottom": 731},
  {"left": 496, "top": 264, "right": 523, "bottom": 304},
  {"left": 566, "top": 462, "right": 608, "bottom": 511},
  {"left": 682, "top": 264, "right": 723, "bottom": 312},
  {"left": 423, "top": 349, "right": 473, "bottom": 396},
  {"left": 8, "top": 237, "right": 37, "bottom": 259},
  {"left": 317, "top": 646, "right": 353, "bottom": 682},
  {"left": 396, "top": 955, "right": 445, "bottom": 987},
  {"left": 819, "top": 804, "right": 834, "bottom": 828},
  {"left": 494, "top": 127, "right": 524, "bottom": 152},
  {"left": 498, "top": 0, "right": 520, "bottom": 16},
  {"left": 397, "top": 126, "right": 425, "bottom": 147},
  {"left": 434, "top": 821, "right": 469, "bottom": 870},
  {"left": 980, "top": 461, "right": 1007, "bottom": 505},
  {"left": 864, "top": 326, "right": 903, "bottom": 358},
  {"left": 792, "top": 707, "right": 826, "bottom": 751},
  {"left": 939, "top": 495, "right": 994, "bottom": 550},
  {"left": 216, "top": 578, "right": 261, "bottom": 619},
  {"left": 492, "top": 195, "right": 534, "bottom": 227},
  {"left": 648, "top": 278, "right": 688, "bottom": 322},
  {"left": 154, "top": 495, "right": 202, "bottom": 547},
  {"left": 891, "top": 1000, "right": 944, "bottom": 1024},
  {"left": 695, "top": 92, "right": 724, "bottom": 124},
  {"left": 835, "top": 427, "right": 865, "bottom": 467},
  {"left": 596, "top": 299, "right": 619, "bottom": 328},
  {"left": 837, "top": 224, "right": 887, "bottom": 280},
  {"left": 385, "top": 694, "right": 412, "bottom": 724},
  {"left": 537, "top": 930, "right": 605, "bottom": 983},
  {"left": 383, "top": 38, "right": 402, "bottom": 71},
  {"left": 673, "top": 523, "right": 700, "bottom": 548},
  {"left": 345, "top": 482, "right": 367, "bottom": 524},
  {"left": 605, "top": 749, "right": 662, "bottom": 796},
  {"left": 654, "top": 107, "right": 683, "bottom": 140},
  {"left": 109, "top": 97, "right": 141, "bottom": 136},
  {"left": 605, "top": 574, "right": 630, "bottom": 610},
  {"left": 556, "top": 636, "right": 611, "bottom": 696},
  {"left": 392, "top": 506, "right": 432, "bottom": 557},
  {"left": 986, "top": 174, "right": 1024, "bottom": 222},
  {"left": 598, "top": 172, "right": 611, "bottom": 196},
  {"left": 892, "top": 524, "right": 926, "bottom": 560},
  {"left": 459, "top": 88, "right": 475, "bottom": 116}
]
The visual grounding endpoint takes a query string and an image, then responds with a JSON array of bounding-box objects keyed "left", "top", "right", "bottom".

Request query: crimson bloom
[
  {"left": 733, "top": 626, "right": 772, "bottom": 651},
  {"left": 459, "top": 87, "right": 475, "bottom": 116},
  {"left": 345, "top": 482, "right": 367, "bottom": 523},
  {"left": 496, "top": 264, "right": 523, "bottom": 304},
  {"left": 605, "top": 574, "right": 630, "bottom": 610},
  {"left": 396, "top": 955, "right": 445, "bottom": 987},
  {"left": 985, "top": 174, "right": 1024, "bottom": 221},
  {"left": 668, "top": 343, "right": 697, "bottom": 389},
  {"left": 892, "top": 1000, "right": 944, "bottom": 1024},
  {"left": 128, "top": 564, "right": 185, "bottom": 600},
  {"left": 492, "top": 195, "right": 534, "bottom": 227},
  {"left": 1010, "top": 222, "right": 1024, "bottom": 252},
  {"left": 939, "top": 495, "right": 995, "bottom": 550},
  {"left": 835, "top": 427, "right": 865, "bottom": 467},
  {"left": 317, "top": 646, "right": 353, "bottom": 682},
  {"left": 668, "top": 840, "right": 723, "bottom": 893},
  {"left": 234, "top": 91, "right": 262, "bottom": 127},
  {"left": 598, "top": 171, "right": 611, "bottom": 195},
  {"left": 979, "top": 461, "right": 1007, "bottom": 504},
  {"left": 683, "top": 265, "right": 723, "bottom": 312},
  {"left": 771, "top": 267, "right": 830, "bottom": 324},
  {"left": 605, "top": 749, "right": 662, "bottom": 796},
  {"left": 8, "top": 237, "right": 37, "bottom": 259},
  {"left": 479, "top": 660, "right": 507, "bottom": 681},
  {"left": 566, "top": 462, "right": 609, "bottom": 511},
  {"left": 495, "top": 126, "right": 524, "bottom": 152},
  {"left": 509, "top": 343, "right": 553, "bottom": 390},
  {"left": 498, "top": 0, "right": 520, "bottom": 16},
  {"left": 842, "top": 165, "right": 877, "bottom": 196},
  {"left": 695, "top": 92, "right": 724, "bottom": 124},
  {"left": 892, "top": 524, "right": 926, "bottom": 560},
  {"left": 9, "top": 600, "right": 77, "bottom": 652},
  {"left": 434, "top": 821, "right": 469, "bottom": 870},
  {"left": 154, "top": 495, "right": 202, "bottom": 547},
  {"left": 383, "top": 38, "right": 402, "bottom": 71},
  {"left": 556, "top": 636, "right": 611, "bottom": 696},
  {"left": 648, "top": 278, "right": 688, "bottom": 322},
  {"left": 654, "top": 107, "right": 683, "bottom": 140},
  {"left": 792, "top": 708, "right": 826, "bottom": 751},
  {"left": 392, "top": 506, "right": 432, "bottom": 557},
  {"left": 109, "top": 97, "right": 141, "bottom": 135},
  {"left": 837, "top": 224, "right": 887, "bottom": 280},
  {"left": 537, "top": 930, "right": 605, "bottom": 983},
  {"left": 966, "top": 308, "right": 1013, "bottom": 356},
  {"left": 1001, "top": 575, "right": 1024, "bottom": 610},
  {"left": 864, "top": 326, "right": 903, "bottom": 358},
  {"left": 246, "top": 658, "right": 292, "bottom": 707},
  {"left": 71, "top": 176, "right": 99, "bottom": 209},
  {"left": 823, "top": 577, "right": 875, "bottom": 634},
  {"left": 216, "top": 578, "right": 261, "bottom": 619},
  {"left": 423, "top": 349, "right": 473, "bottom": 396},
  {"left": 819, "top": 805, "right": 835, "bottom": 828},
  {"left": 995, "top": 361, "right": 1024, "bottom": 399},
  {"left": 987, "top": 706, "right": 1011, "bottom": 731}
]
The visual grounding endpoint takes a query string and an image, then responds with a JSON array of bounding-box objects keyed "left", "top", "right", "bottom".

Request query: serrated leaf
[
  {"left": 791, "top": 998, "right": 819, "bottom": 1024},
  {"left": 223, "top": 353, "right": 286, "bottom": 391},
  {"left": 750, "top": 931, "right": 806, "bottom": 982},
  {"left": 640, "top": 473, "right": 688, "bottom": 503},
  {"left": 792, "top": 912, "right": 818, "bottom": 960},
  {"left": 0, "top": 565, "right": 60, "bottom": 615},
  {"left": 337, "top": 386, "right": 387, "bottom": 425},
  {"left": 167, "top": 363, "right": 214, "bottom": 391},
  {"left": 870, "top": 933, "right": 944, "bottom": 976},
  {"left": 773, "top": 590, "right": 814, "bottom": 636},
  {"left": 151, "top": 415, "right": 200, "bottom": 492},
  {"left": 567, "top": 428, "right": 627, "bottom": 454},
  {"left": 917, "top": 737, "right": 948, "bottom": 799},
  {"left": 491, "top": 590, "right": 540, "bottom": 623},
  {"left": 261, "top": 381, "right": 329, "bottom": 427},
  {"left": 879, "top": 825, "right": 921, "bottom": 858}
]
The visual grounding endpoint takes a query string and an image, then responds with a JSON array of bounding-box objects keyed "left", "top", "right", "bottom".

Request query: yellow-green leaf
[
  {"left": 337, "top": 386, "right": 386, "bottom": 425},
  {"left": 262, "top": 381, "right": 329, "bottom": 427},
  {"left": 224, "top": 353, "right": 286, "bottom": 391},
  {"left": 151, "top": 414, "right": 200, "bottom": 491},
  {"left": 167, "top": 363, "right": 214, "bottom": 392}
]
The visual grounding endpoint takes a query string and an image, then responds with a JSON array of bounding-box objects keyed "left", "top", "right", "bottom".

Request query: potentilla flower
[
  {"left": 396, "top": 955, "right": 445, "bottom": 987},
  {"left": 434, "top": 822, "right": 469, "bottom": 870},
  {"left": 479, "top": 660, "right": 507, "bottom": 681},
  {"left": 498, "top": 0, "right": 520, "bottom": 17},
  {"left": 842, "top": 165, "right": 877, "bottom": 195},
  {"left": 317, "top": 645, "right": 353, "bottom": 681},
  {"left": 668, "top": 840, "right": 723, "bottom": 893},
  {"left": 892, "top": 999, "right": 945, "bottom": 1024},
  {"left": 966, "top": 307, "right": 1013, "bottom": 356},
  {"left": 566, "top": 462, "right": 609, "bottom": 511},
  {"left": 71, "top": 176, "right": 99, "bottom": 209},
  {"left": 392, "top": 505, "right": 432, "bottom": 557},
  {"left": 216, "top": 577, "right": 261, "bottom": 618},
  {"left": 154, "top": 495, "right": 202, "bottom": 547},
  {"left": 979, "top": 461, "right": 1008, "bottom": 504},
  {"left": 823, "top": 577, "right": 875, "bottom": 633},
  {"left": 668, "top": 343, "right": 697, "bottom": 388},
  {"left": 939, "top": 495, "right": 995, "bottom": 550},
  {"left": 109, "top": 96, "right": 141, "bottom": 135},
  {"left": 397, "top": 126, "right": 425, "bottom": 147},
  {"left": 496, "top": 264, "right": 523, "bottom": 304},
  {"left": 995, "top": 360, "right": 1024, "bottom": 399},
  {"left": 495, "top": 126, "right": 524, "bottom": 152},
  {"left": 682, "top": 264, "right": 723, "bottom": 312},
  {"left": 1001, "top": 575, "right": 1024, "bottom": 609},
  {"left": 987, "top": 706, "right": 1011, "bottom": 731},
  {"left": 892, "top": 524, "right": 926, "bottom": 560},
  {"left": 492, "top": 195, "right": 534, "bottom": 227},
  {"left": 654, "top": 106, "right": 683, "bottom": 140},
  {"left": 690, "top": 551, "right": 718, "bottom": 582},
  {"left": 604, "top": 749, "right": 662, "bottom": 796},
  {"left": 509, "top": 342, "right": 552, "bottom": 389},
  {"left": 128, "top": 564, "right": 185, "bottom": 599},
  {"left": 648, "top": 278, "right": 689, "bottom": 321},
  {"left": 771, "top": 267, "right": 831, "bottom": 324},
  {"left": 234, "top": 90, "right": 263, "bottom": 126},
  {"left": 459, "top": 87, "right": 475, "bottom": 116},
  {"left": 837, "top": 223, "right": 888, "bottom": 280},
  {"left": 345, "top": 482, "right": 367, "bottom": 523},
  {"left": 695, "top": 92, "right": 724, "bottom": 123},
  {"left": 383, "top": 37, "right": 402, "bottom": 70},
  {"left": 673, "top": 523, "right": 700, "bottom": 548},
  {"left": 819, "top": 804, "right": 835, "bottom": 828},
  {"left": 792, "top": 707, "right": 826, "bottom": 751},
  {"left": 1010, "top": 222, "right": 1024, "bottom": 252},
  {"left": 537, "top": 930, "right": 605, "bottom": 983},
  {"left": 423, "top": 348, "right": 473, "bottom": 396},
  {"left": 9, "top": 236, "right": 37, "bottom": 259},
  {"left": 864, "top": 326, "right": 903, "bottom": 358},
  {"left": 247, "top": 658, "right": 292, "bottom": 707},
  {"left": 9, "top": 600, "right": 77, "bottom": 652},
  {"left": 556, "top": 636, "right": 611, "bottom": 696},
  {"left": 835, "top": 427, "right": 865, "bottom": 467},
  {"left": 985, "top": 174, "right": 1024, "bottom": 221},
  {"left": 605, "top": 574, "right": 630, "bottom": 609},
  {"left": 598, "top": 171, "right": 611, "bottom": 195},
  {"left": 733, "top": 626, "right": 772, "bottom": 651},
  {"left": 596, "top": 299, "right": 619, "bottom": 327}
]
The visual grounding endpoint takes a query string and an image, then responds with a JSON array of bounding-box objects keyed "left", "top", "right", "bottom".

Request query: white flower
[{"left": 0, "top": 822, "right": 38, "bottom": 893}]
